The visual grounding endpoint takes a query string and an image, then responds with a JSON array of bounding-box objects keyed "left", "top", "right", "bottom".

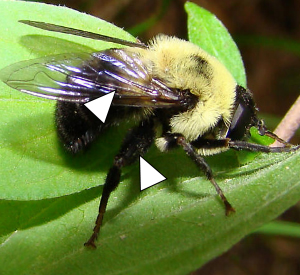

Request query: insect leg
[
  {"left": 164, "top": 133, "right": 235, "bottom": 216},
  {"left": 191, "top": 138, "right": 300, "bottom": 153},
  {"left": 228, "top": 140, "right": 300, "bottom": 152},
  {"left": 84, "top": 118, "right": 155, "bottom": 248},
  {"left": 256, "top": 119, "right": 294, "bottom": 147}
]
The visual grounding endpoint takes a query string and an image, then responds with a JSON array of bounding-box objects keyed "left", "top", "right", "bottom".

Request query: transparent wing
[
  {"left": 19, "top": 20, "right": 147, "bottom": 49},
  {"left": 0, "top": 53, "right": 95, "bottom": 102},
  {"left": 0, "top": 50, "right": 185, "bottom": 107}
]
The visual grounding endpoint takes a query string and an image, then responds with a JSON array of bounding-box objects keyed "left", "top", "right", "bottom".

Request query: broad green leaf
[
  {"left": 185, "top": 2, "right": 246, "bottom": 86},
  {"left": 0, "top": 1, "right": 299, "bottom": 275}
]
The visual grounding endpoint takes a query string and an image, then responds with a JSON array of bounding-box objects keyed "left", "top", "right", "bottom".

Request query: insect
[{"left": 1, "top": 20, "right": 299, "bottom": 248}]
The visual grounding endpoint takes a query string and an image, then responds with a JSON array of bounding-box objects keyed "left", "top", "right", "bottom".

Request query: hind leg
[{"left": 84, "top": 118, "right": 155, "bottom": 248}]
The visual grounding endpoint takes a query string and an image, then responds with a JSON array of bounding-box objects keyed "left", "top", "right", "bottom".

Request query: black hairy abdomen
[
  {"left": 55, "top": 101, "right": 104, "bottom": 154},
  {"left": 55, "top": 101, "right": 147, "bottom": 154}
]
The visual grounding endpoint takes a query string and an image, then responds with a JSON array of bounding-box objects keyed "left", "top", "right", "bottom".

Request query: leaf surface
[{"left": 0, "top": 2, "right": 299, "bottom": 275}]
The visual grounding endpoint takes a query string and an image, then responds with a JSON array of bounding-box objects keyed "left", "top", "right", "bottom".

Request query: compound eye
[
  {"left": 227, "top": 86, "right": 257, "bottom": 140},
  {"left": 228, "top": 102, "right": 252, "bottom": 140}
]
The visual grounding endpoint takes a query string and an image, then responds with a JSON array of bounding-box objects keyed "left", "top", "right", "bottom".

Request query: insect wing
[
  {"left": 0, "top": 50, "right": 182, "bottom": 107},
  {"left": 0, "top": 53, "right": 100, "bottom": 102},
  {"left": 19, "top": 20, "right": 147, "bottom": 49}
]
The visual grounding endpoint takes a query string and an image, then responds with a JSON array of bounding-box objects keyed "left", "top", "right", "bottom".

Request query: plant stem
[{"left": 271, "top": 96, "right": 300, "bottom": 147}]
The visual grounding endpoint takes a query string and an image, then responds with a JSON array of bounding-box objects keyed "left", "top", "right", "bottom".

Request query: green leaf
[
  {"left": 185, "top": 2, "right": 246, "bottom": 86},
  {"left": 0, "top": 1, "right": 300, "bottom": 275},
  {"left": 255, "top": 221, "right": 300, "bottom": 238},
  {"left": 0, "top": 0, "right": 135, "bottom": 200}
]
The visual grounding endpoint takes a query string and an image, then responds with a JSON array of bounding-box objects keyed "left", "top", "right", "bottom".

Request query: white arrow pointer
[
  {"left": 84, "top": 91, "right": 115, "bottom": 123},
  {"left": 140, "top": 156, "right": 166, "bottom": 191}
]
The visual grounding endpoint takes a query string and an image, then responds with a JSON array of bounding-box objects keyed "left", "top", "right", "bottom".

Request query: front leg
[
  {"left": 191, "top": 137, "right": 300, "bottom": 153},
  {"left": 85, "top": 119, "right": 155, "bottom": 248},
  {"left": 160, "top": 133, "right": 235, "bottom": 216},
  {"left": 228, "top": 140, "right": 300, "bottom": 152},
  {"left": 189, "top": 136, "right": 299, "bottom": 213}
]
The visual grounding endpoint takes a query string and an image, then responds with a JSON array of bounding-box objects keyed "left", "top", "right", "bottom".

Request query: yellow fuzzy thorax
[{"left": 129, "top": 35, "right": 237, "bottom": 142}]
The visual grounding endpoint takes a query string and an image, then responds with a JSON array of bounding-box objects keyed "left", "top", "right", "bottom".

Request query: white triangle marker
[
  {"left": 84, "top": 91, "right": 115, "bottom": 123},
  {"left": 140, "top": 156, "right": 166, "bottom": 191}
]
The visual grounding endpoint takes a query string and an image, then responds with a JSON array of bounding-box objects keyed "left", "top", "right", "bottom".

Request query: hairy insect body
[
  {"left": 1, "top": 20, "right": 298, "bottom": 248},
  {"left": 75, "top": 36, "right": 237, "bottom": 157}
]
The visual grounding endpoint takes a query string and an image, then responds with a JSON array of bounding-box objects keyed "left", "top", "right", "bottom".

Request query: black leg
[
  {"left": 228, "top": 140, "right": 300, "bottom": 152},
  {"left": 84, "top": 119, "right": 155, "bottom": 248},
  {"left": 191, "top": 137, "right": 299, "bottom": 153},
  {"left": 157, "top": 132, "right": 299, "bottom": 220},
  {"left": 256, "top": 119, "right": 294, "bottom": 147},
  {"left": 165, "top": 134, "right": 235, "bottom": 216},
  {"left": 189, "top": 137, "right": 299, "bottom": 213}
]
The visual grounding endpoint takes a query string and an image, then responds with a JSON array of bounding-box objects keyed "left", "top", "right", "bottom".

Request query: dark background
[{"left": 29, "top": 0, "right": 300, "bottom": 274}]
